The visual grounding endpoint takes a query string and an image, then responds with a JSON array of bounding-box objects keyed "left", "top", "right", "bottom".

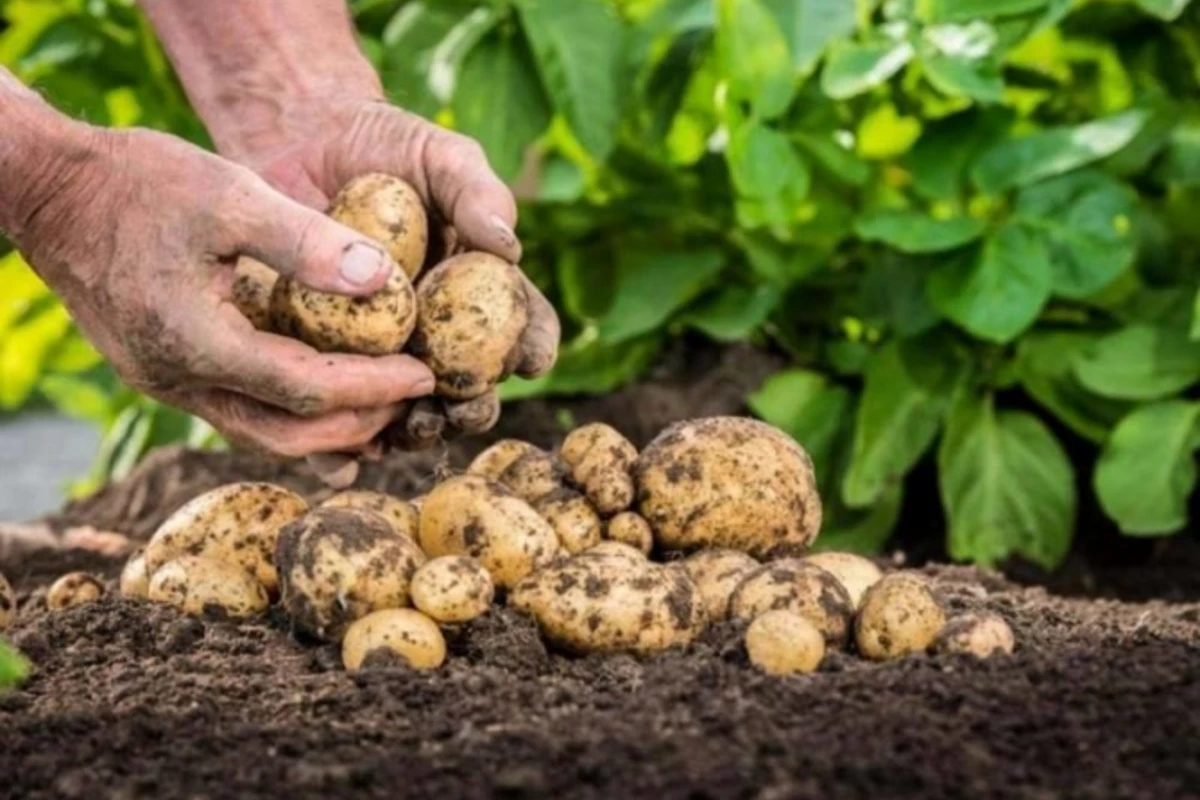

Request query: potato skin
[
  {"left": 498, "top": 450, "right": 567, "bottom": 505},
  {"left": 534, "top": 490, "right": 603, "bottom": 554},
  {"left": 933, "top": 612, "right": 1014, "bottom": 659},
  {"left": 729, "top": 560, "right": 854, "bottom": 648},
  {"left": 583, "top": 541, "right": 647, "bottom": 562},
  {"left": 231, "top": 256, "right": 278, "bottom": 331},
  {"left": 276, "top": 507, "right": 427, "bottom": 641},
  {"left": 603, "top": 512, "right": 654, "bottom": 555},
  {"left": 271, "top": 266, "right": 418, "bottom": 356},
  {"left": 801, "top": 552, "right": 882, "bottom": 610},
  {"left": 320, "top": 491, "right": 419, "bottom": 540},
  {"left": 855, "top": 573, "right": 946, "bottom": 662},
  {"left": 147, "top": 556, "right": 269, "bottom": 619},
  {"left": 0, "top": 572, "right": 15, "bottom": 631},
  {"left": 410, "top": 251, "right": 529, "bottom": 400},
  {"left": 560, "top": 423, "right": 637, "bottom": 515},
  {"left": 342, "top": 608, "right": 446, "bottom": 672},
  {"left": 145, "top": 482, "right": 308, "bottom": 595},
  {"left": 681, "top": 549, "right": 759, "bottom": 622},
  {"left": 330, "top": 173, "right": 429, "bottom": 280},
  {"left": 418, "top": 475, "right": 559, "bottom": 589},
  {"left": 467, "top": 439, "right": 540, "bottom": 480},
  {"left": 119, "top": 549, "right": 151, "bottom": 600},
  {"left": 410, "top": 556, "right": 495, "bottom": 623},
  {"left": 634, "top": 417, "right": 822, "bottom": 557},
  {"left": 47, "top": 572, "right": 104, "bottom": 611},
  {"left": 745, "top": 610, "right": 826, "bottom": 675}
]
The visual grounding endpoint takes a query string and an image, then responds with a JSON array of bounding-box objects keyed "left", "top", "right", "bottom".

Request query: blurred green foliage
[{"left": 1, "top": 0, "right": 1199, "bottom": 569}]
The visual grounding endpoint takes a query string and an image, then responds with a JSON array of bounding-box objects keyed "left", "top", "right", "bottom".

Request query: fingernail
[
  {"left": 414, "top": 374, "right": 436, "bottom": 395},
  {"left": 489, "top": 214, "right": 517, "bottom": 249},
  {"left": 340, "top": 242, "right": 387, "bottom": 285}
]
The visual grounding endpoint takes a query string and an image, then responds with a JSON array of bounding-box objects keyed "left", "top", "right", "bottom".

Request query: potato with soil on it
[
  {"left": 231, "top": 256, "right": 278, "bottom": 331},
  {"left": 729, "top": 560, "right": 853, "bottom": 648},
  {"left": 148, "top": 556, "right": 270, "bottom": 619},
  {"left": 933, "top": 611, "right": 1015, "bottom": 659},
  {"left": 533, "top": 489, "right": 603, "bottom": 554},
  {"left": 409, "top": 251, "right": 529, "bottom": 400},
  {"left": 119, "top": 549, "right": 151, "bottom": 600},
  {"left": 634, "top": 417, "right": 821, "bottom": 558},
  {"left": 418, "top": 475, "right": 559, "bottom": 589},
  {"left": 46, "top": 572, "right": 105, "bottom": 611},
  {"left": 467, "top": 439, "right": 540, "bottom": 480},
  {"left": 320, "top": 491, "right": 419, "bottom": 540},
  {"left": 510, "top": 551, "right": 705, "bottom": 655},
  {"left": 559, "top": 423, "right": 638, "bottom": 515},
  {"left": 144, "top": 482, "right": 308, "bottom": 596},
  {"left": 745, "top": 610, "right": 826, "bottom": 675},
  {"left": 276, "top": 507, "right": 427, "bottom": 641},
  {"left": 0, "top": 572, "right": 15, "bottom": 631},
  {"left": 342, "top": 608, "right": 446, "bottom": 672},
  {"left": 801, "top": 552, "right": 883, "bottom": 610},
  {"left": 855, "top": 573, "right": 946, "bottom": 662},
  {"left": 410, "top": 556, "right": 495, "bottom": 623},
  {"left": 681, "top": 548, "right": 759, "bottom": 622},
  {"left": 603, "top": 511, "right": 654, "bottom": 555},
  {"left": 498, "top": 449, "right": 567, "bottom": 505},
  {"left": 584, "top": 541, "right": 647, "bottom": 562},
  {"left": 327, "top": 173, "right": 429, "bottom": 280}
]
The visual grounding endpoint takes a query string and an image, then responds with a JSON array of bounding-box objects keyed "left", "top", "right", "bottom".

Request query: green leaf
[
  {"left": 927, "top": 222, "right": 1052, "bottom": 343},
  {"left": 922, "top": 54, "right": 1004, "bottom": 104},
  {"left": 857, "top": 255, "right": 940, "bottom": 338},
  {"left": 1156, "top": 112, "right": 1200, "bottom": 188},
  {"left": 498, "top": 334, "right": 661, "bottom": 400},
  {"left": 971, "top": 110, "right": 1149, "bottom": 195},
  {"left": 821, "top": 38, "right": 915, "bottom": 100},
  {"left": 1094, "top": 401, "right": 1200, "bottom": 535},
  {"left": 717, "top": 0, "right": 795, "bottom": 119},
  {"left": 44, "top": 330, "right": 102, "bottom": 374},
  {"left": 380, "top": 2, "right": 463, "bottom": 117},
  {"left": 1134, "top": 0, "right": 1192, "bottom": 21},
  {"left": 556, "top": 249, "right": 615, "bottom": 323},
  {"left": 518, "top": 0, "right": 624, "bottom": 161},
  {"left": 1074, "top": 325, "right": 1200, "bottom": 401},
  {"left": 749, "top": 368, "right": 852, "bottom": 485},
  {"left": 855, "top": 209, "right": 985, "bottom": 253},
  {"left": 904, "top": 107, "right": 1012, "bottom": 201},
  {"left": 761, "top": 0, "right": 857, "bottom": 75},
  {"left": 727, "top": 120, "right": 811, "bottom": 229},
  {"left": 0, "top": 638, "right": 30, "bottom": 690},
  {"left": 680, "top": 284, "right": 783, "bottom": 342},
  {"left": 1192, "top": 287, "right": 1200, "bottom": 341},
  {"left": 1016, "top": 331, "right": 1130, "bottom": 443},
  {"left": 0, "top": 304, "right": 72, "bottom": 409},
  {"left": 938, "top": 391, "right": 1076, "bottom": 569},
  {"left": 815, "top": 484, "right": 903, "bottom": 554},
  {"left": 925, "top": 0, "right": 1049, "bottom": 22},
  {"left": 1015, "top": 170, "right": 1138, "bottom": 299},
  {"left": 794, "top": 130, "right": 870, "bottom": 186},
  {"left": 596, "top": 248, "right": 725, "bottom": 344},
  {"left": 426, "top": 7, "right": 501, "bottom": 106},
  {"left": 737, "top": 232, "right": 830, "bottom": 287},
  {"left": 38, "top": 374, "right": 111, "bottom": 424}
]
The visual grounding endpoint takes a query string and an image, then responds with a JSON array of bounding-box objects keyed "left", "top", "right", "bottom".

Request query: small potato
[
  {"left": 329, "top": 173, "right": 429, "bottom": 280},
  {"left": 119, "top": 549, "right": 151, "bottom": 600},
  {"left": 467, "top": 439, "right": 540, "bottom": 480},
  {"left": 276, "top": 507, "right": 427, "bottom": 640},
  {"left": 271, "top": 266, "right": 418, "bottom": 356},
  {"left": 855, "top": 573, "right": 946, "bottom": 662},
  {"left": 145, "top": 482, "right": 308, "bottom": 595},
  {"left": 534, "top": 490, "right": 602, "bottom": 554},
  {"left": 560, "top": 423, "right": 637, "bottom": 515},
  {"left": 583, "top": 541, "right": 647, "bottom": 562},
  {"left": 410, "top": 251, "right": 530, "bottom": 400},
  {"left": 745, "top": 610, "right": 825, "bottom": 675},
  {"left": 801, "top": 552, "right": 883, "bottom": 609},
  {"left": 148, "top": 556, "right": 269, "bottom": 619},
  {"left": 411, "top": 556, "right": 494, "bottom": 623},
  {"left": 342, "top": 608, "right": 446, "bottom": 672},
  {"left": 0, "top": 572, "right": 15, "bottom": 631},
  {"left": 729, "top": 560, "right": 853, "bottom": 648},
  {"left": 635, "top": 417, "right": 821, "bottom": 557},
  {"left": 681, "top": 549, "right": 759, "bottom": 622},
  {"left": 603, "top": 511, "right": 654, "bottom": 555},
  {"left": 231, "top": 256, "right": 278, "bottom": 331},
  {"left": 320, "top": 491, "right": 419, "bottom": 540},
  {"left": 47, "top": 572, "right": 104, "bottom": 611},
  {"left": 498, "top": 450, "right": 567, "bottom": 504},
  {"left": 933, "top": 612, "right": 1015, "bottom": 659},
  {"left": 418, "top": 475, "right": 559, "bottom": 589}
]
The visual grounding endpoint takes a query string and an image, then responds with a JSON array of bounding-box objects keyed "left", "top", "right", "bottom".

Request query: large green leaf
[
  {"left": 815, "top": 484, "right": 903, "bottom": 554},
  {"left": 717, "top": 0, "right": 794, "bottom": 119},
  {"left": 1016, "top": 331, "right": 1130, "bottom": 443},
  {"left": 855, "top": 209, "right": 986, "bottom": 253},
  {"left": 922, "top": 54, "right": 1004, "bottom": 104},
  {"left": 1074, "top": 325, "right": 1200, "bottom": 401},
  {"left": 925, "top": 0, "right": 1049, "bottom": 22},
  {"left": 857, "top": 255, "right": 940, "bottom": 338},
  {"left": 726, "top": 120, "right": 811, "bottom": 229},
  {"left": 938, "top": 391, "right": 1076, "bottom": 569},
  {"left": 760, "top": 0, "right": 857, "bottom": 75},
  {"left": 1134, "top": 0, "right": 1192, "bottom": 20},
  {"left": 1095, "top": 401, "right": 1200, "bottom": 535},
  {"left": 380, "top": 2, "right": 463, "bottom": 116},
  {"left": 749, "top": 368, "right": 852, "bottom": 487},
  {"left": 680, "top": 284, "right": 783, "bottom": 342},
  {"left": 821, "top": 38, "right": 915, "bottom": 100},
  {"left": 596, "top": 248, "right": 726, "bottom": 344},
  {"left": 904, "top": 107, "right": 1013, "bottom": 201},
  {"left": 0, "top": 304, "right": 72, "bottom": 409}
]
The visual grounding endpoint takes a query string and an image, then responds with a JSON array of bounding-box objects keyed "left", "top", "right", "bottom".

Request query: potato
[
  {"left": 119, "top": 548, "right": 151, "bottom": 600},
  {"left": 635, "top": 417, "right": 822, "bottom": 557},
  {"left": 510, "top": 551, "right": 705, "bottom": 654},
  {"left": 933, "top": 612, "right": 1014, "bottom": 659},
  {"left": 410, "top": 251, "right": 529, "bottom": 400},
  {"left": 0, "top": 572, "right": 15, "bottom": 631},
  {"left": 534, "top": 490, "right": 602, "bottom": 554},
  {"left": 681, "top": 549, "right": 759, "bottom": 622},
  {"left": 801, "top": 552, "right": 883, "bottom": 609},
  {"left": 342, "top": 608, "right": 446, "bottom": 672},
  {"left": 145, "top": 482, "right": 308, "bottom": 595},
  {"left": 467, "top": 439, "right": 540, "bottom": 480},
  {"left": 560, "top": 423, "right": 637, "bottom": 515},
  {"left": 276, "top": 507, "right": 427, "bottom": 640},
  {"left": 320, "top": 491, "right": 419, "bottom": 540},
  {"left": 855, "top": 573, "right": 946, "bottom": 662},
  {"left": 498, "top": 450, "right": 567, "bottom": 504},
  {"left": 729, "top": 560, "right": 853, "bottom": 648},
  {"left": 329, "top": 173, "right": 429, "bottom": 280},
  {"left": 409, "top": 493, "right": 428, "bottom": 513},
  {"left": 148, "top": 556, "right": 269, "bottom": 619},
  {"left": 583, "top": 541, "right": 647, "bottom": 562},
  {"left": 410, "top": 555, "right": 494, "bottom": 623},
  {"left": 603, "top": 511, "right": 654, "bottom": 555},
  {"left": 231, "top": 256, "right": 278, "bottom": 331},
  {"left": 418, "top": 475, "right": 559, "bottom": 589},
  {"left": 46, "top": 572, "right": 104, "bottom": 611},
  {"left": 745, "top": 610, "right": 826, "bottom": 675}
]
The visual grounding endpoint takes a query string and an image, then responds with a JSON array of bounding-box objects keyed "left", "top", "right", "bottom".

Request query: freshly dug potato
[
  {"left": 342, "top": 608, "right": 446, "bottom": 672},
  {"left": 320, "top": 491, "right": 419, "bottom": 540},
  {"left": 681, "top": 549, "right": 759, "bottom": 622},
  {"left": 604, "top": 511, "right": 653, "bottom": 555},
  {"left": 729, "top": 560, "right": 853, "bottom": 647},
  {"left": 418, "top": 475, "right": 559, "bottom": 589},
  {"left": 855, "top": 573, "right": 946, "bottom": 662},
  {"left": 410, "top": 556, "right": 494, "bottom": 623},
  {"left": 0, "top": 572, "right": 15, "bottom": 631},
  {"left": 745, "top": 610, "right": 826, "bottom": 675},
  {"left": 47, "top": 572, "right": 104, "bottom": 611},
  {"left": 409, "top": 251, "right": 529, "bottom": 400},
  {"left": 148, "top": 556, "right": 269, "bottom": 619},
  {"left": 329, "top": 173, "right": 429, "bottom": 280},
  {"left": 510, "top": 551, "right": 705, "bottom": 654},
  {"left": 276, "top": 507, "right": 427, "bottom": 640},
  {"left": 119, "top": 549, "right": 151, "bottom": 600},
  {"left": 635, "top": 417, "right": 822, "bottom": 557},
  {"left": 583, "top": 541, "right": 647, "bottom": 562},
  {"left": 933, "top": 612, "right": 1015, "bottom": 659},
  {"left": 231, "top": 256, "right": 278, "bottom": 331},
  {"left": 802, "top": 552, "right": 883, "bottom": 609},
  {"left": 145, "top": 482, "right": 308, "bottom": 595},
  {"left": 560, "top": 423, "right": 637, "bottom": 515},
  {"left": 467, "top": 439, "right": 540, "bottom": 480},
  {"left": 534, "top": 490, "right": 602, "bottom": 554},
  {"left": 498, "top": 450, "right": 566, "bottom": 504}
]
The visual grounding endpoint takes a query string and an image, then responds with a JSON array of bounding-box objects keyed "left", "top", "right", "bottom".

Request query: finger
[
  {"left": 515, "top": 273, "right": 560, "bottom": 378},
  {"left": 425, "top": 136, "right": 522, "bottom": 262},
  {"left": 444, "top": 391, "right": 501, "bottom": 435},
  {"left": 306, "top": 453, "right": 361, "bottom": 489}
]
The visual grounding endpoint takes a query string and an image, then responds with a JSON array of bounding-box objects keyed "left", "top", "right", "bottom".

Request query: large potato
[
  {"left": 680, "top": 548, "right": 759, "bottom": 622},
  {"left": 145, "top": 482, "right": 308, "bottom": 595},
  {"left": 802, "top": 552, "right": 882, "bottom": 609},
  {"left": 510, "top": 552, "right": 705, "bottom": 654},
  {"left": 729, "top": 560, "right": 853, "bottom": 647},
  {"left": 119, "top": 549, "right": 150, "bottom": 600},
  {"left": 320, "top": 491, "right": 419, "bottom": 540},
  {"left": 418, "top": 475, "right": 559, "bottom": 589},
  {"left": 855, "top": 573, "right": 946, "bottom": 662},
  {"left": 46, "top": 572, "right": 104, "bottom": 611},
  {"left": 410, "top": 556, "right": 494, "bottom": 623},
  {"left": 276, "top": 507, "right": 427, "bottom": 640},
  {"left": 634, "top": 417, "right": 821, "bottom": 557},
  {"left": 342, "top": 609, "right": 446, "bottom": 672},
  {"left": 534, "top": 490, "right": 602, "bottom": 554},
  {"left": 498, "top": 450, "right": 566, "bottom": 504},
  {"left": 329, "top": 173, "right": 429, "bottom": 280},
  {"left": 745, "top": 610, "right": 825, "bottom": 675},
  {"left": 467, "top": 439, "right": 540, "bottom": 480},
  {"left": 409, "top": 251, "right": 529, "bottom": 400},
  {"left": 148, "top": 556, "right": 269, "bottom": 619},
  {"left": 0, "top": 572, "right": 15, "bottom": 631},
  {"left": 231, "top": 257, "right": 278, "bottom": 331},
  {"left": 933, "top": 611, "right": 1014, "bottom": 659},
  {"left": 559, "top": 423, "right": 638, "bottom": 515}
]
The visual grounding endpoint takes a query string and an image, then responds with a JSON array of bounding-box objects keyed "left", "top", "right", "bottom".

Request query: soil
[{"left": 3, "top": 339, "right": 1200, "bottom": 799}]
